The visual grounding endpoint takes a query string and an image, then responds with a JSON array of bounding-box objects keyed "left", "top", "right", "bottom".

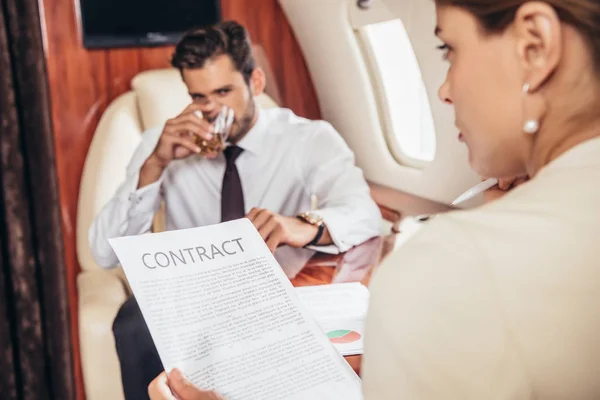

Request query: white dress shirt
[
  {"left": 363, "top": 137, "right": 600, "bottom": 399},
  {"left": 90, "top": 107, "right": 382, "bottom": 268}
]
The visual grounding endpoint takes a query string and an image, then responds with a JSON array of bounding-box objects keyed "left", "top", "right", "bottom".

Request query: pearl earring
[
  {"left": 522, "top": 83, "right": 539, "bottom": 135},
  {"left": 523, "top": 119, "right": 540, "bottom": 134}
]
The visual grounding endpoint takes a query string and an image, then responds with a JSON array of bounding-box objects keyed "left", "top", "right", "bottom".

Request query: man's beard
[{"left": 229, "top": 99, "right": 256, "bottom": 144}]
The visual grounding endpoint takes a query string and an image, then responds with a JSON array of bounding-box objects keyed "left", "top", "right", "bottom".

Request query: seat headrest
[{"left": 131, "top": 68, "right": 278, "bottom": 130}]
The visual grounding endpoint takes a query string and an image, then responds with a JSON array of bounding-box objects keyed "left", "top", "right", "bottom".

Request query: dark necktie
[{"left": 221, "top": 145, "right": 245, "bottom": 222}]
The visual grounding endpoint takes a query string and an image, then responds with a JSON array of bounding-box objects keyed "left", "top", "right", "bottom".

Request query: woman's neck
[
  {"left": 528, "top": 68, "right": 600, "bottom": 177},
  {"left": 529, "top": 112, "right": 600, "bottom": 176}
]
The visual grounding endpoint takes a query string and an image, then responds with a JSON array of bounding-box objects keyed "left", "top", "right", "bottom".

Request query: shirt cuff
[
  {"left": 305, "top": 243, "right": 339, "bottom": 255},
  {"left": 126, "top": 179, "right": 163, "bottom": 215},
  {"left": 307, "top": 208, "right": 349, "bottom": 254}
]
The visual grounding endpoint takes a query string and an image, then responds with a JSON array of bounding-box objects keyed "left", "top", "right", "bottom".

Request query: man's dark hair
[{"left": 171, "top": 21, "right": 256, "bottom": 83}]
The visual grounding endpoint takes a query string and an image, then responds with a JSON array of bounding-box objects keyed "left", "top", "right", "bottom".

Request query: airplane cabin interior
[{"left": 1, "top": 0, "right": 599, "bottom": 399}]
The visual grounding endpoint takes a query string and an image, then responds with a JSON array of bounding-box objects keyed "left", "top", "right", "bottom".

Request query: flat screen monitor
[{"left": 79, "top": 0, "right": 221, "bottom": 49}]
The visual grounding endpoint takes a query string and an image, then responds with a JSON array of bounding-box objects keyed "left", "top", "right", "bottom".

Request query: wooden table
[
  {"left": 287, "top": 234, "right": 397, "bottom": 375},
  {"left": 282, "top": 183, "right": 452, "bottom": 374}
]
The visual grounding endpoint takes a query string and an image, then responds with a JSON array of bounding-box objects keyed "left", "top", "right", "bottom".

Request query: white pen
[{"left": 451, "top": 178, "right": 499, "bottom": 206}]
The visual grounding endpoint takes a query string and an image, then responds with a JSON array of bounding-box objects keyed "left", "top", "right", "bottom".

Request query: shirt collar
[
  {"left": 235, "top": 108, "right": 268, "bottom": 156},
  {"left": 540, "top": 136, "right": 600, "bottom": 174}
]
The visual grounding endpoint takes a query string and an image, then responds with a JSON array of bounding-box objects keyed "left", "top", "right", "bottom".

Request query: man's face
[{"left": 182, "top": 54, "right": 256, "bottom": 143}]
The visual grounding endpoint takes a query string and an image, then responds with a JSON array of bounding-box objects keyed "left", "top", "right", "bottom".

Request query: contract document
[{"left": 109, "top": 218, "right": 363, "bottom": 400}]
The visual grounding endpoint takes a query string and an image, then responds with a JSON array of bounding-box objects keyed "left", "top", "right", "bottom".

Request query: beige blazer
[{"left": 363, "top": 137, "right": 600, "bottom": 400}]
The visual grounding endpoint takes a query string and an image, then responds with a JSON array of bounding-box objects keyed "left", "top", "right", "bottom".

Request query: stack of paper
[{"left": 295, "top": 282, "right": 370, "bottom": 356}]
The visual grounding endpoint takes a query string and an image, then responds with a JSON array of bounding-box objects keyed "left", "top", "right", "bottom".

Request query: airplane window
[{"left": 359, "top": 19, "right": 436, "bottom": 165}]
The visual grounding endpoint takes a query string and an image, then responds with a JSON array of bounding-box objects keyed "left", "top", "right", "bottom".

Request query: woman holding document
[{"left": 150, "top": 0, "right": 600, "bottom": 398}]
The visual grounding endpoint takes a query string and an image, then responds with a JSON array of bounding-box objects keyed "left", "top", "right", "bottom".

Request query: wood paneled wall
[{"left": 40, "top": 0, "right": 320, "bottom": 398}]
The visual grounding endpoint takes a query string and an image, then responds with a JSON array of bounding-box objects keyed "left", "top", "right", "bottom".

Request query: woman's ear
[
  {"left": 249, "top": 67, "right": 266, "bottom": 97},
  {"left": 514, "top": 2, "right": 562, "bottom": 91}
]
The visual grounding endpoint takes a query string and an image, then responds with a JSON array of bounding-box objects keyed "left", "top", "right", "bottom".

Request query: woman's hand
[
  {"left": 148, "top": 369, "right": 225, "bottom": 400},
  {"left": 483, "top": 176, "right": 529, "bottom": 202}
]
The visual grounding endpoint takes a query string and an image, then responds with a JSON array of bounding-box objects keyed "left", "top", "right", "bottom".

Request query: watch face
[{"left": 304, "top": 212, "right": 323, "bottom": 225}]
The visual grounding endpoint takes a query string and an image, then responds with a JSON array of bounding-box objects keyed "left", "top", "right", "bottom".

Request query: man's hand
[
  {"left": 483, "top": 176, "right": 529, "bottom": 203},
  {"left": 138, "top": 104, "right": 217, "bottom": 188},
  {"left": 246, "top": 208, "right": 332, "bottom": 253},
  {"left": 148, "top": 370, "right": 224, "bottom": 400}
]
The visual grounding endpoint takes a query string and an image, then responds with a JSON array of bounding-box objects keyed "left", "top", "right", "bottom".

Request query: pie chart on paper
[{"left": 327, "top": 329, "right": 362, "bottom": 344}]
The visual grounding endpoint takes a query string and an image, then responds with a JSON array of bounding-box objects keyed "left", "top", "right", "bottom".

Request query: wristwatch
[{"left": 296, "top": 212, "right": 325, "bottom": 247}]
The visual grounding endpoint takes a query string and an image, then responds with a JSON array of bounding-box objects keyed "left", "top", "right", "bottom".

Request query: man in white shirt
[{"left": 89, "top": 21, "right": 381, "bottom": 399}]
